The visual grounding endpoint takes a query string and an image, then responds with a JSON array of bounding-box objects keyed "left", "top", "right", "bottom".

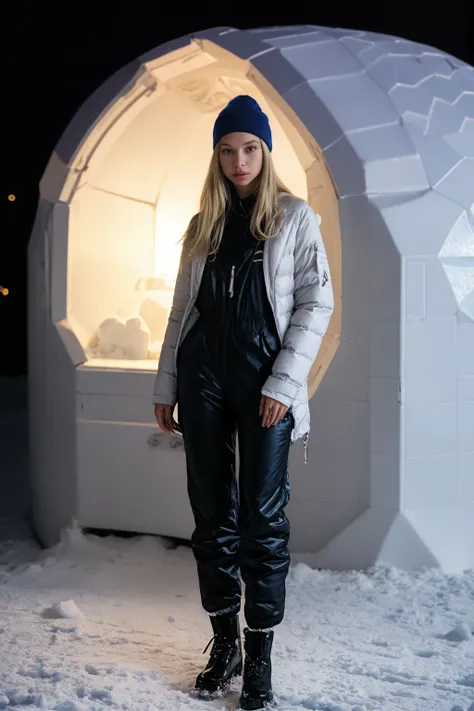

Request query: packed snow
[
  {"left": 87, "top": 315, "right": 152, "bottom": 360},
  {"left": 1, "top": 378, "right": 473, "bottom": 711}
]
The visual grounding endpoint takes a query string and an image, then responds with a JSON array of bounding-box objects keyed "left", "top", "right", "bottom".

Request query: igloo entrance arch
[
  {"left": 29, "top": 26, "right": 473, "bottom": 573},
  {"left": 58, "top": 39, "right": 341, "bottom": 392}
]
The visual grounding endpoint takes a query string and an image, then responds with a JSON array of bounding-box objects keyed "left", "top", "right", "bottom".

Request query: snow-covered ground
[{"left": 1, "top": 377, "right": 473, "bottom": 711}]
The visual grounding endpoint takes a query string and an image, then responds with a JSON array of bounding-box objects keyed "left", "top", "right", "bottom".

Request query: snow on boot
[
  {"left": 239, "top": 628, "right": 274, "bottom": 710},
  {"left": 195, "top": 612, "right": 243, "bottom": 697}
]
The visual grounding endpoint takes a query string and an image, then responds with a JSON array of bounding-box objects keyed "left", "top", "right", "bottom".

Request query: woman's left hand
[{"left": 259, "top": 395, "right": 289, "bottom": 427}]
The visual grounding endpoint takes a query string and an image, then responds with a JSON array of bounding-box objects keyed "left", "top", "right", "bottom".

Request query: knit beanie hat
[{"left": 213, "top": 95, "right": 272, "bottom": 152}]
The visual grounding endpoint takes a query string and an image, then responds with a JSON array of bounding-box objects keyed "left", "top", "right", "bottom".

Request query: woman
[{"left": 153, "top": 95, "right": 334, "bottom": 710}]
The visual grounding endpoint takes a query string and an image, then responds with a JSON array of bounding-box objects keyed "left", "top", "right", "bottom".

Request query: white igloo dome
[{"left": 29, "top": 25, "right": 474, "bottom": 572}]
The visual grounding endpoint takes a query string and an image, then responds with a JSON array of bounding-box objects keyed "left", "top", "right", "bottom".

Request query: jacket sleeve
[
  {"left": 152, "top": 246, "right": 192, "bottom": 407},
  {"left": 261, "top": 204, "right": 334, "bottom": 408}
]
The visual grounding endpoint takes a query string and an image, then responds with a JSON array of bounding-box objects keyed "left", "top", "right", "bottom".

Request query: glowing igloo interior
[{"left": 63, "top": 41, "right": 340, "bottom": 386}]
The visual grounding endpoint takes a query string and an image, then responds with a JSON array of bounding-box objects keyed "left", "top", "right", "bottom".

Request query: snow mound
[
  {"left": 41, "top": 600, "right": 84, "bottom": 620},
  {"left": 89, "top": 315, "right": 150, "bottom": 359},
  {"left": 443, "top": 623, "right": 472, "bottom": 642}
]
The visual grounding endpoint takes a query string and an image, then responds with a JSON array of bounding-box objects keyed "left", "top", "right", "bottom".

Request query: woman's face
[{"left": 218, "top": 132, "right": 263, "bottom": 197}]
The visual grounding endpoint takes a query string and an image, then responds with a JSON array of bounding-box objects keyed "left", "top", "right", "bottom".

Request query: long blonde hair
[{"left": 180, "top": 140, "right": 291, "bottom": 261}]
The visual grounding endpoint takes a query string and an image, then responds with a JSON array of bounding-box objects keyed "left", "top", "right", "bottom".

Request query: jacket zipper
[
  {"left": 303, "top": 432, "right": 309, "bottom": 465},
  {"left": 229, "top": 265, "right": 235, "bottom": 298},
  {"left": 222, "top": 264, "right": 235, "bottom": 375}
]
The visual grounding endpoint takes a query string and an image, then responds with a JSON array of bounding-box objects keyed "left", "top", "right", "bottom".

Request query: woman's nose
[{"left": 234, "top": 152, "right": 246, "bottom": 168}]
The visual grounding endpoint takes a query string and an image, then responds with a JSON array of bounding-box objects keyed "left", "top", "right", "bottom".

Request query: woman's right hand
[{"left": 154, "top": 404, "right": 178, "bottom": 434}]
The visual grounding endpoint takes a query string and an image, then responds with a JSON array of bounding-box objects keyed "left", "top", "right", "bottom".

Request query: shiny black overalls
[{"left": 177, "top": 192, "right": 293, "bottom": 630}]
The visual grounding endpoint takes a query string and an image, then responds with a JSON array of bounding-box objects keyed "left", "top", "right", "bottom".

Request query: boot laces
[{"left": 202, "top": 634, "right": 233, "bottom": 656}]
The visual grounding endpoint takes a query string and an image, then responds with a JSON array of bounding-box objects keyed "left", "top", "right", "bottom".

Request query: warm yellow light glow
[
  {"left": 0, "top": 286, "right": 9, "bottom": 295},
  {"left": 8, "top": 194, "right": 16, "bottom": 202},
  {"left": 153, "top": 211, "right": 185, "bottom": 287}
]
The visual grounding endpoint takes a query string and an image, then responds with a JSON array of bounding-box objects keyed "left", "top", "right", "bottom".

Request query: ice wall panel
[
  {"left": 404, "top": 453, "right": 458, "bottom": 508},
  {"left": 283, "top": 83, "right": 342, "bottom": 149},
  {"left": 280, "top": 41, "right": 362, "bottom": 81},
  {"left": 370, "top": 452, "right": 400, "bottom": 509},
  {"left": 309, "top": 73, "right": 399, "bottom": 133},
  {"left": 405, "top": 402, "right": 457, "bottom": 457},
  {"left": 458, "top": 452, "right": 474, "bottom": 502},
  {"left": 370, "top": 377, "right": 400, "bottom": 456},
  {"left": 405, "top": 318, "right": 456, "bottom": 377}
]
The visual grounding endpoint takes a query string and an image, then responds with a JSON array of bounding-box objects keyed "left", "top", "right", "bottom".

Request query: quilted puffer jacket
[{"left": 152, "top": 194, "right": 334, "bottom": 462}]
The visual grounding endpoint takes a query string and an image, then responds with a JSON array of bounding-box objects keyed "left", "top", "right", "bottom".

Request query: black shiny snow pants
[{"left": 177, "top": 328, "right": 293, "bottom": 630}]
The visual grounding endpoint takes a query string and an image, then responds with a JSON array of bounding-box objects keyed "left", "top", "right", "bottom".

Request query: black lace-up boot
[
  {"left": 195, "top": 612, "right": 242, "bottom": 697},
  {"left": 239, "top": 628, "right": 274, "bottom": 710}
]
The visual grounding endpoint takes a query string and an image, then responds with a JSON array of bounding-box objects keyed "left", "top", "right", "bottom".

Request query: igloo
[{"left": 28, "top": 25, "right": 474, "bottom": 572}]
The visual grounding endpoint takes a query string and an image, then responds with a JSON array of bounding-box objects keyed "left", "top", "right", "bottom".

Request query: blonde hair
[{"left": 180, "top": 140, "right": 291, "bottom": 261}]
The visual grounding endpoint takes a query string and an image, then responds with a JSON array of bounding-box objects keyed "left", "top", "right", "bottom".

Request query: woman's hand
[
  {"left": 154, "top": 404, "right": 179, "bottom": 434},
  {"left": 259, "top": 395, "right": 288, "bottom": 428}
]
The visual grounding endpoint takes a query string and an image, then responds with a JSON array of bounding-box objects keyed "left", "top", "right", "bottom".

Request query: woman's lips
[{"left": 234, "top": 173, "right": 248, "bottom": 179}]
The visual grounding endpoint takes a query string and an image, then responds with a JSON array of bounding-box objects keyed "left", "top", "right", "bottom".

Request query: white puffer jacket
[{"left": 152, "top": 194, "right": 334, "bottom": 462}]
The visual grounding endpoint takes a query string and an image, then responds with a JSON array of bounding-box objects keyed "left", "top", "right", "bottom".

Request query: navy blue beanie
[{"left": 213, "top": 95, "right": 272, "bottom": 152}]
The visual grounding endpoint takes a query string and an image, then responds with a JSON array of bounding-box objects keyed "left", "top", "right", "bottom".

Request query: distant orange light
[
  {"left": 0, "top": 286, "right": 9, "bottom": 296},
  {"left": 8, "top": 194, "right": 16, "bottom": 202}
]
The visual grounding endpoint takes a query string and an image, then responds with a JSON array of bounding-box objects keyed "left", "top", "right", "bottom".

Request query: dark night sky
[{"left": 3, "top": 0, "right": 473, "bottom": 375}]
